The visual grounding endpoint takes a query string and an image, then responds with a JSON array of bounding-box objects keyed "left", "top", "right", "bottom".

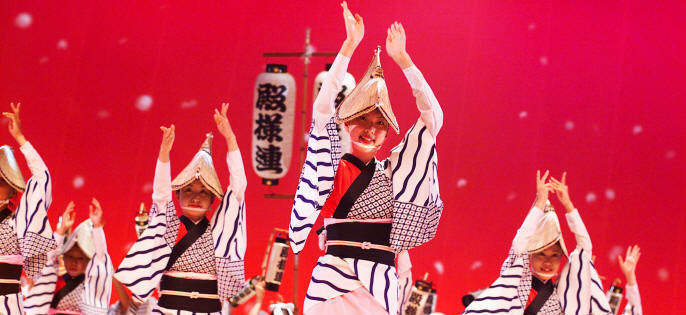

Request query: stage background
[{"left": 1, "top": 1, "right": 685, "bottom": 313}]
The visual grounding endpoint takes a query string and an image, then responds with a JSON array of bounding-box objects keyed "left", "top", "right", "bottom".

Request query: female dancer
[
  {"left": 115, "top": 104, "right": 247, "bottom": 314},
  {"left": 463, "top": 171, "right": 611, "bottom": 315},
  {"left": 0, "top": 103, "right": 56, "bottom": 314},
  {"left": 288, "top": 2, "right": 444, "bottom": 314}
]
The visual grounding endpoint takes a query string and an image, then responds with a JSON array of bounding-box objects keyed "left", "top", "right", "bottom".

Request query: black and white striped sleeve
[{"left": 15, "top": 142, "right": 56, "bottom": 279}]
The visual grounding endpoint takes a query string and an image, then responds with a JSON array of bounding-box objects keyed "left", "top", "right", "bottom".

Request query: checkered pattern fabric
[
  {"left": 19, "top": 232, "right": 55, "bottom": 278},
  {"left": 347, "top": 165, "right": 393, "bottom": 220},
  {"left": 56, "top": 282, "right": 85, "bottom": 312},
  {"left": 162, "top": 201, "right": 179, "bottom": 247},
  {"left": 169, "top": 226, "right": 217, "bottom": 275},
  {"left": 216, "top": 257, "right": 246, "bottom": 299},
  {"left": 0, "top": 218, "right": 20, "bottom": 255},
  {"left": 325, "top": 118, "right": 342, "bottom": 174},
  {"left": 390, "top": 202, "right": 442, "bottom": 251}
]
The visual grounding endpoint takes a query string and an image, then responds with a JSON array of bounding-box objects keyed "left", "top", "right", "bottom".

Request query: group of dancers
[{"left": 1, "top": 2, "right": 644, "bottom": 315}]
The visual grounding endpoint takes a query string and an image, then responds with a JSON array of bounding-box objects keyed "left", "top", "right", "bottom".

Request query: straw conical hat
[
  {"left": 0, "top": 145, "right": 25, "bottom": 193},
  {"left": 171, "top": 133, "right": 223, "bottom": 200}
]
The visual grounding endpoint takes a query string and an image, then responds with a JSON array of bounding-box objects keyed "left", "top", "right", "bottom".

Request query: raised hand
[
  {"left": 158, "top": 124, "right": 175, "bottom": 163},
  {"left": 57, "top": 201, "right": 76, "bottom": 236},
  {"left": 550, "top": 172, "right": 575, "bottom": 212},
  {"left": 89, "top": 197, "right": 104, "bottom": 228},
  {"left": 618, "top": 245, "right": 641, "bottom": 286},
  {"left": 214, "top": 103, "right": 234, "bottom": 140},
  {"left": 2, "top": 102, "right": 27, "bottom": 146},
  {"left": 214, "top": 103, "right": 238, "bottom": 152},
  {"left": 340, "top": 1, "right": 364, "bottom": 57},
  {"left": 386, "top": 21, "right": 414, "bottom": 69},
  {"left": 535, "top": 170, "right": 553, "bottom": 209}
]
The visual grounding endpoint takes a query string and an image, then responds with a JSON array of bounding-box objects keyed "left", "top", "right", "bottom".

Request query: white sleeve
[
  {"left": 402, "top": 65, "right": 444, "bottom": 137},
  {"left": 313, "top": 53, "right": 351, "bottom": 131},
  {"left": 227, "top": 149, "right": 247, "bottom": 202},
  {"left": 565, "top": 209, "right": 592, "bottom": 251},
  {"left": 152, "top": 159, "right": 172, "bottom": 212}
]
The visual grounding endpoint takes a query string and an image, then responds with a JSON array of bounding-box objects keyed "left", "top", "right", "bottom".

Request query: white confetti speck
[
  {"left": 665, "top": 150, "right": 676, "bottom": 160},
  {"left": 57, "top": 39, "right": 68, "bottom": 50},
  {"left": 518, "top": 111, "right": 528, "bottom": 119},
  {"left": 181, "top": 99, "right": 198, "bottom": 109},
  {"left": 607, "top": 245, "right": 622, "bottom": 263},
  {"left": 457, "top": 178, "right": 467, "bottom": 188},
  {"left": 471, "top": 260, "right": 483, "bottom": 270},
  {"left": 142, "top": 182, "right": 153, "bottom": 193},
  {"left": 564, "top": 120, "right": 575, "bottom": 131},
  {"left": 118, "top": 37, "right": 128, "bottom": 45},
  {"left": 434, "top": 261, "right": 445, "bottom": 275},
  {"left": 539, "top": 56, "right": 548, "bottom": 65},
  {"left": 632, "top": 125, "right": 643, "bottom": 135},
  {"left": 136, "top": 95, "right": 153, "bottom": 111},
  {"left": 528, "top": 23, "right": 536, "bottom": 31},
  {"left": 605, "top": 188, "right": 615, "bottom": 201},
  {"left": 73, "top": 176, "right": 85, "bottom": 189},
  {"left": 39, "top": 56, "right": 49, "bottom": 64},
  {"left": 657, "top": 268, "right": 669, "bottom": 281},
  {"left": 15, "top": 13, "right": 33, "bottom": 29},
  {"left": 506, "top": 192, "right": 517, "bottom": 201},
  {"left": 585, "top": 192, "right": 596, "bottom": 203},
  {"left": 96, "top": 110, "right": 110, "bottom": 119}
]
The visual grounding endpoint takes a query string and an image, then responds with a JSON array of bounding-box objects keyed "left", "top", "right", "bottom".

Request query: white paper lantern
[
  {"left": 313, "top": 63, "right": 356, "bottom": 155},
  {"left": 252, "top": 64, "right": 295, "bottom": 185}
]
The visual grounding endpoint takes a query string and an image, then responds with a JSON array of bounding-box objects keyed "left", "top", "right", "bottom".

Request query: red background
[{"left": 1, "top": 1, "right": 685, "bottom": 313}]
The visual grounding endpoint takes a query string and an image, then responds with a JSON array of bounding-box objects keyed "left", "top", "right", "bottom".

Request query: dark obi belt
[
  {"left": 0, "top": 262, "right": 21, "bottom": 295},
  {"left": 158, "top": 274, "right": 221, "bottom": 313},
  {"left": 325, "top": 221, "right": 395, "bottom": 266}
]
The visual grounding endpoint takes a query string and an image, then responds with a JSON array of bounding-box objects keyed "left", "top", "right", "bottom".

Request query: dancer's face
[
  {"left": 63, "top": 246, "right": 89, "bottom": 277},
  {"left": 177, "top": 180, "right": 213, "bottom": 221},
  {"left": 529, "top": 243, "right": 564, "bottom": 281},
  {"left": 345, "top": 109, "right": 389, "bottom": 156}
]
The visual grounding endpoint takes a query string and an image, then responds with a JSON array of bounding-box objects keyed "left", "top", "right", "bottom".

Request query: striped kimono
[
  {"left": 289, "top": 53, "right": 444, "bottom": 315},
  {"left": 23, "top": 227, "right": 114, "bottom": 314},
  {"left": 0, "top": 142, "right": 56, "bottom": 314},
  {"left": 463, "top": 206, "right": 612, "bottom": 315},
  {"left": 114, "top": 150, "right": 247, "bottom": 315}
]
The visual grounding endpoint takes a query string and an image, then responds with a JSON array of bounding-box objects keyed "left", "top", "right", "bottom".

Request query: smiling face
[
  {"left": 345, "top": 109, "right": 389, "bottom": 160},
  {"left": 63, "top": 246, "right": 89, "bottom": 277},
  {"left": 177, "top": 179, "right": 213, "bottom": 221},
  {"left": 529, "top": 242, "right": 564, "bottom": 281}
]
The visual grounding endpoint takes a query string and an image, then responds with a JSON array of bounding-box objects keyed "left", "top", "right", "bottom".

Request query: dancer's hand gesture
[
  {"left": 386, "top": 21, "right": 414, "bottom": 69},
  {"left": 340, "top": 1, "right": 364, "bottom": 57},
  {"left": 57, "top": 201, "right": 76, "bottom": 236},
  {"left": 550, "top": 172, "right": 575, "bottom": 213},
  {"left": 158, "top": 124, "right": 175, "bottom": 162},
  {"left": 618, "top": 245, "right": 641, "bottom": 286},
  {"left": 214, "top": 102, "right": 238, "bottom": 152},
  {"left": 535, "top": 170, "right": 552, "bottom": 210},
  {"left": 89, "top": 198, "right": 104, "bottom": 228},
  {"left": 3, "top": 102, "right": 27, "bottom": 146}
]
